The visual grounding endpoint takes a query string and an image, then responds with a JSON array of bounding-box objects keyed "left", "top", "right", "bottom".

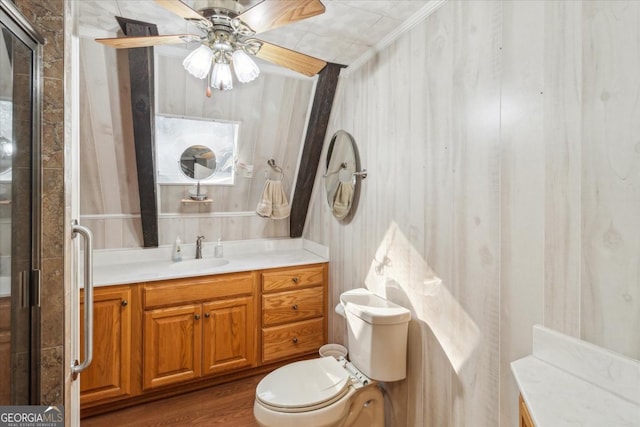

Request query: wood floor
[{"left": 81, "top": 374, "right": 265, "bottom": 427}]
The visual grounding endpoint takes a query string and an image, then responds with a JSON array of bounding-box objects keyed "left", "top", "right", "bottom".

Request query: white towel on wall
[
  {"left": 332, "top": 181, "right": 354, "bottom": 219},
  {"left": 256, "top": 179, "right": 290, "bottom": 219}
]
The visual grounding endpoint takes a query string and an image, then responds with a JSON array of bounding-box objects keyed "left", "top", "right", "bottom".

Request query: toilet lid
[{"left": 256, "top": 357, "right": 350, "bottom": 410}]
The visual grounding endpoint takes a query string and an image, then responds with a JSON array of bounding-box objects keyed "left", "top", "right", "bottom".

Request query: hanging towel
[
  {"left": 332, "top": 181, "right": 354, "bottom": 219},
  {"left": 271, "top": 180, "right": 291, "bottom": 219},
  {"left": 256, "top": 179, "right": 291, "bottom": 219},
  {"left": 256, "top": 180, "right": 275, "bottom": 217}
]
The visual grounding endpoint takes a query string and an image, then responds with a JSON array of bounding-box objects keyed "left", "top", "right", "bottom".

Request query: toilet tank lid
[{"left": 340, "top": 288, "right": 411, "bottom": 325}]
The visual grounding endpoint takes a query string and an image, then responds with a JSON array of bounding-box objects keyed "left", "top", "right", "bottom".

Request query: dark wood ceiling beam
[
  {"left": 116, "top": 17, "right": 159, "bottom": 247},
  {"left": 289, "top": 62, "right": 344, "bottom": 237}
]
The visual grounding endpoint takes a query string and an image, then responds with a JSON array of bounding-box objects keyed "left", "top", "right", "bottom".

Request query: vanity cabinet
[
  {"left": 142, "top": 272, "right": 256, "bottom": 390},
  {"left": 79, "top": 285, "right": 132, "bottom": 405},
  {"left": 80, "top": 262, "right": 327, "bottom": 417},
  {"left": 519, "top": 394, "right": 535, "bottom": 427},
  {"left": 261, "top": 264, "right": 327, "bottom": 363}
]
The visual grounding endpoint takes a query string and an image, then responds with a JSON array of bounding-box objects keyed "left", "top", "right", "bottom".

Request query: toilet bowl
[
  {"left": 253, "top": 356, "right": 383, "bottom": 427},
  {"left": 253, "top": 288, "right": 411, "bottom": 427}
]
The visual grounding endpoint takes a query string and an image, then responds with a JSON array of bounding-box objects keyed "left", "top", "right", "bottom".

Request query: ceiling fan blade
[
  {"left": 154, "top": 0, "right": 208, "bottom": 21},
  {"left": 95, "top": 34, "right": 199, "bottom": 49},
  {"left": 256, "top": 41, "right": 326, "bottom": 76},
  {"left": 239, "top": 0, "right": 325, "bottom": 34}
]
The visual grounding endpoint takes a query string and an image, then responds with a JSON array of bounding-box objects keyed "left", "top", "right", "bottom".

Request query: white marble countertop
[
  {"left": 511, "top": 325, "right": 640, "bottom": 427},
  {"left": 84, "top": 238, "right": 329, "bottom": 287}
]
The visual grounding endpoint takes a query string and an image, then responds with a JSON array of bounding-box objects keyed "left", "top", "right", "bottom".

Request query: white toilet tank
[{"left": 340, "top": 288, "right": 411, "bottom": 382}]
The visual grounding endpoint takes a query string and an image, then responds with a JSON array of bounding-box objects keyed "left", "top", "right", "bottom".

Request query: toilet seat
[{"left": 256, "top": 357, "right": 351, "bottom": 413}]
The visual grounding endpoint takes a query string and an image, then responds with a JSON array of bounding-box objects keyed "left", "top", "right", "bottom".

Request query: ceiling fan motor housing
[{"left": 194, "top": 8, "right": 260, "bottom": 61}]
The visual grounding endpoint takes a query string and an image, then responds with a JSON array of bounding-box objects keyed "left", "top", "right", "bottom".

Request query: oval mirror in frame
[{"left": 324, "top": 130, "right": 364, "bottom": 222}]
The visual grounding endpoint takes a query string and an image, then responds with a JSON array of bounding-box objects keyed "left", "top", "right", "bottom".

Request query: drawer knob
[
  {"left": 292, "top": 337, "right": 298, "bottom": 344},
  {"left": 194, "top": 314, "right": 201, "bottom": 320},
  {"left": 121, "top": 300, "right": 128, "bottom": 307},
  {"left": 292, "top": 277, "right": 299, "bottom": 284},
  {"left": 205, "top": 313, "right": 210, "bottom": 318},
  {"left": 292, "top": 304, "right": 298, "bottom": 310}
]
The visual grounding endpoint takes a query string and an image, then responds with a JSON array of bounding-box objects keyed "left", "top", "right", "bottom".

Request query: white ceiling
[{"left": 77, "top": 0, "right": 435, "bottom": 66}]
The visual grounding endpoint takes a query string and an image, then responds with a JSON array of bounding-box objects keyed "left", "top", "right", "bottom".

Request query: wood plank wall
[{"left": 304, "top": 1, "right": 640, "bottom": 426}]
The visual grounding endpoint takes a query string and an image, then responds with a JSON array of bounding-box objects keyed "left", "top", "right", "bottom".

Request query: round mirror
[
  {"left": 324, "top": 130, "right": 362, "bottom": 222},
  {"left": 179, "top": 144, "right": 216, "bottom": 180}
]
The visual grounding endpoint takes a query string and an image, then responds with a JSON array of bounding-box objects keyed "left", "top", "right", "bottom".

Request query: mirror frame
[
  {"left": 155, "top": 114, "right": 238, "bottom": 186},
  {"left": 324, "top": 130, "right": 362, "bottom": 223}
]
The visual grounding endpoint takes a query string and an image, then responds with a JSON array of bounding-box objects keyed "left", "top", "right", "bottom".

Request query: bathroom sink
[{"left": 169, "top": 258, "right": 229, "bottom": 271}]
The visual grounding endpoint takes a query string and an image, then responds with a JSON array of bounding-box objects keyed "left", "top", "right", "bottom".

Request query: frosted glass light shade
[
  {"left": 232, "top": 50, "right": 260, "bottom": 83},
  {"left": 211, "top": 62, "right": 233, "bottom": 90},
  {"left": 183, "top": 45, "right": 213, "bottom": 79}
]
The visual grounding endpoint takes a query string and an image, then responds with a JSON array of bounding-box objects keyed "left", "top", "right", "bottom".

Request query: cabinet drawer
[
  {"left": 262, "top": 318, "right": 325, "bottom": 362},
  {"left": 262, "top": 286, "right": 324, "bottom": 326},
  {"left": 262, "top": 265, "right": 325, "bottom": 293},
  {"left": 144, "top": 272, "right": 254, "bottom": 309}
]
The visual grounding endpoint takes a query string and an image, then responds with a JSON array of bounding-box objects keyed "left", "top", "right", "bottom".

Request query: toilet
[{"left": 253, "top": 288, "right": 411, "bottom": 427}]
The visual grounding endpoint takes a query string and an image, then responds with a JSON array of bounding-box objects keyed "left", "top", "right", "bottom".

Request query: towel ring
[
  {"left": 323, "top": 162, "right": 347, "bottom": 178},
  {"left": 265, "top": 158, "right": 284, "bottom": 181},
  {"left": 323, "top": 162, "right": 367, "bottom": 180}
]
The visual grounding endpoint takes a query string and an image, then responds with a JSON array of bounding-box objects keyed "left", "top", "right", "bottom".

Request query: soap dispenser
[
  {"left": 214, "top": 237, "right": 224, "bottom": 258},
  {"left": 172, "top": 236, "right": 183, "bottom": 262}
]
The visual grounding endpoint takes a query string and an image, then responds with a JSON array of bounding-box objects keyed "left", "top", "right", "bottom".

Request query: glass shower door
[{"left": 0, "top": 1, "right": 43, "bottom": 405}]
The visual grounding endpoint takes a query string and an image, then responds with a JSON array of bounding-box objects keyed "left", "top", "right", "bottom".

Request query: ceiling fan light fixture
[
  {"left": 183, "top": 44, "right": 213, "bottom": 79},
  {"left": 96, "top": 0, "right": 328, "bottom": 96},
  {"left": 211, "top": 61, "right": 233, "bottom": 90},
  {"left": 232, "top": 49, "right": 260, "bottom": 83}
]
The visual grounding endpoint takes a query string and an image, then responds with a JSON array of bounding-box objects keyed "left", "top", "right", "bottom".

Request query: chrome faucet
[{"left": 195, "top": 235, "right": 205, "bottom": 259}]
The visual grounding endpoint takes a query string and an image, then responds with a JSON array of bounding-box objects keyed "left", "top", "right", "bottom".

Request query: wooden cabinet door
[
  {"left": 80, "top": 287, "right": 131, "bottom": 405},
  {"left": 519, "top": 395, "right": 535, "bottom": 427},
  {"left": 202, "top": 296, "right": 255, "bottom": 376},
  {"left": 143, "top": 304, "right": 202, "bottom": 390}
]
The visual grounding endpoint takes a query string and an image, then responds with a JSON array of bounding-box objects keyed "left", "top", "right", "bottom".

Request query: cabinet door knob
[
  {"left": 292, "top": 337, "right": 298, "bottom": 344},
  {"left": 194, "top": 314, "right": 201, "bottom": 320},
  {"left": 205, "top": 313, "right": 210, "bottom": 318},
  {"left": 292, "top": 277, "right": 299, "bottom": 283},
  {"left": 292, "top": 304, "right": 298, "bottom": 310},
  {"left": 121, "top": 300, "right": 128, "bottom": 307}
]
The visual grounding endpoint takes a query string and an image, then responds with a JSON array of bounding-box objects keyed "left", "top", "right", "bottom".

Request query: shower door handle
[{"left": 71, "top": 223, "right": 94, "bottom": 380}]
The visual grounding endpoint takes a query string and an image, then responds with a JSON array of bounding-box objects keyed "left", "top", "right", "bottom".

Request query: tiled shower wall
[
  {"left": 305, "top": 1, "right": 639, "bottom": 426},
  {"left": 14, "top": 0, "right": 65, "bottom": 406}
]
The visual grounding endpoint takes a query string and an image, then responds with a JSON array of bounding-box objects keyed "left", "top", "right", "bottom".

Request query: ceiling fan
[{"left": 95, "top": 0, "right": 327, "bottom": 93}]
